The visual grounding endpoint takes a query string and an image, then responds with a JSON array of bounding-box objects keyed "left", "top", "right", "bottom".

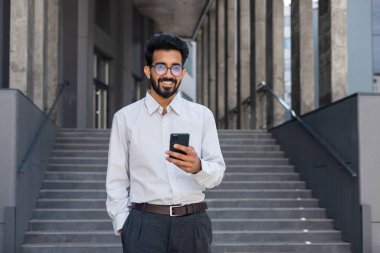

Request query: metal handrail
[
  {"left": 18, "top": 81, "right": 69, "bottom": 173},
  {"left": 257, "top": 81, "right": 357, "bottom": 178}
]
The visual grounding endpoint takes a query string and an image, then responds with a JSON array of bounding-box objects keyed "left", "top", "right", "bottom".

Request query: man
[{"left": 106, "top": 33, "right": 225, "bottom": 253}]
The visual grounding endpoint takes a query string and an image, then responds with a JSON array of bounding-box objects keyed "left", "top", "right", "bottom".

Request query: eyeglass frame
[{"left": 149, "top": 63, "right": 185, "bottom": 77}]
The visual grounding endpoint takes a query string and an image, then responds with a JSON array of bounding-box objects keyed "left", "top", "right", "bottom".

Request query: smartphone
[{"left": 169, "top": 133, "right": 190, "bottom": 158}]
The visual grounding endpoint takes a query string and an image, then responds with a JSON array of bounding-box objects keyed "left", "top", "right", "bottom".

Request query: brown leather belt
[{"left": 131, "top": 202, "right": 208, "bottom": 217}]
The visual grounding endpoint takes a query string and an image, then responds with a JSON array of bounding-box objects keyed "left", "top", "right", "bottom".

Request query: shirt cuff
[
  {"left": 192, "top": 159, "right": 211, "bottom": 185},
  {"left": 112, "top": 211, "right": 129, "bottom": 235}
]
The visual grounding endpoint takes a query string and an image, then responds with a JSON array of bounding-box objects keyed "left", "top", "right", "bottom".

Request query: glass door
[{"left": 93, "top": 51, "right": 110, "bottom": 129}]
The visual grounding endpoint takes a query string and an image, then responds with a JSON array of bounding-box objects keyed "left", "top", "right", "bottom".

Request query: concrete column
[
  {"left": 77, "top": 0, "right": 93, "bottom": 127},
  {"left": 217, "top": 0, "right": 226, "bottom": 128},
  {"left": 9, "top": 0, "right": 34, "bottom": 97},
  {"left": 45, "top": 0, "right": 60, "bottom": 119},
  {"left": 240, "top": 0, "right": 250, "bottom": 129},
  {"left": 250, "top": 0, "right": 266, "bottom": 129},
  {"left": 291, "top": 0, "right": 314, "bottom": 115},
  {"left": 196, "top": 31, "right": 203, "bottom": 104},
  {"left": 227, "top": 0, "right": 236, "bottom": 129},
  {"left": 32, "top": 0, "right": 46, "bottom": 110},
  {"left": 208, "top": 9, "right": 217, "bottom": 115},
  {"left": 319, "top": 0, "right": 348, "bottom": 106},
  {"left": 202, "top": 19, "right": 209, "bottom": 107},
  {"left": 266, "top": 0, "right": 284, "bottom": 127},
  {"left": 0, "top": 0, "right": 10, "bottom": 88}
]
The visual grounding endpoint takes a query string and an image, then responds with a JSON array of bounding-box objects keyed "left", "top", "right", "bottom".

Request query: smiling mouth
[{"left": 159, "top": 79, "right": 176, "bottom": 88}]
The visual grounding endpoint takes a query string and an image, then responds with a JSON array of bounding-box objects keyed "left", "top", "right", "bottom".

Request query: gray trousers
[{"left": 121, "top": 209, "right": 212, "bottom": 253}]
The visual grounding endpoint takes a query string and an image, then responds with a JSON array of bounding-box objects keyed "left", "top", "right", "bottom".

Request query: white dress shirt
[{"left": 106, "top": 91, "right": 225, "bottom": 234}]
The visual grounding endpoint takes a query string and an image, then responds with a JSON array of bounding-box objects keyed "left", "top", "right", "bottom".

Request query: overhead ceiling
[{"left": 133, "top": 0, "right": 208, "bottom": 38}]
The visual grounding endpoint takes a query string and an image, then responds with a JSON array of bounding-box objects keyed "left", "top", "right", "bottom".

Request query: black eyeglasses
[{"left": 150, "top": 63, "right": 184, "bottom": 77}]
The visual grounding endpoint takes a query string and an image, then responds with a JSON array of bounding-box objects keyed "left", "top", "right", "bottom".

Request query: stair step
[
  {"left": 220, "top": 139, "right": 276, "bottom": 145},
  {"left": 23, "top": 231, "right": 119, "bottom": 243},
  {"left": 224, "top": 165, "right": 295, "bottom": 173},
  {"left": 212, "top": 242, "right": 351, "bottom": 253},
  {"left": 221, "top": 144, "right": 281, "bottom": 151},
  {"left": 211, "top": 218, "right": 334, "bottom": 230},
  {"left": 41, "top": 180, "right": 306, "bottom": 190},
  {"left": 55, "top": 137, "right": 109, "bottom": 144},
  {"left": 212, "top": 230, "right": 342, "bottom": 243},
  {"left": 54, "top": 144, "right": 109, "bottom": 151},
  {"left": 225, "top": 158, "right": 289, "bottom": 166},
  {"left": 207, "top": 208, "right": 326, "bottom": 219},
  {"left": 32, "top": 209, "right": 109, "bottom": 219},
  {"left": 45, "top": 172, "right": 106, "bottom": 181},
  {"left": 223, "top": 173, "right": 300, "bottom": 181},
  {"left": 206, "top": 189, "right": 312, "bottom": 199},
  {"left": 31, "top": 208, "right": 326, "bottom": 220},
  {"left": 51, "top": 150, "right": 108, "bottom": 158},
  {"left": 36, "top": 199, "right": 106, "bottom": 208},
  {"left": 39, "top": 190, "right": 106, "bottom": 199},
  {"left": 222, "top": 151, "right": 284, "bottom": 158},
  {"left": 29, "top": 219, "right": 112, "bottom": 231},
  {"left": 215, "top": 181, "right": 306, "bottom": 190},
  {"left": 23, "top": 230, "right": 342, "bottom": 244},
  {"left": 35, "top": 198, "right": 318, "bottom": 209},
  {"left": 21, "top": 243, "right": 122, "bottom": 253},
  {"left": 38, "top": 189, "right": 312, "bottom": 199},
  {"left": 49, "top": 157, "right": 107, "bottom": 165},
  {"left": 44, "top": 172, "right": 300, "bottom": 181},
  {"left": 207, "top": 198, "right": 318, "bottom": 208},
  {"left": 47, "top": 164, "right": 106, "bottom": 172},
  {"left": 41, "top": 180, "right": 105, "bottom": 190},
  {"left": 21, "top": 242, "right": 351, "bottom": 253}
]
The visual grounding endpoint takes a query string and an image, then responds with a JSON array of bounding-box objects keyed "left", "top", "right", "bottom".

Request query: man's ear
[
  {"left": 144, "top": 66, "right": 151, "bottom": 79},
  {"left": 182, "top": 68, "right": 186, "bottom": 77}
]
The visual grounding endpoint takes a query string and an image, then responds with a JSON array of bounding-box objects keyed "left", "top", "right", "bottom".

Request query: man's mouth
[{"left": 159, "top": 78, "right": 176, "bottom": 88}]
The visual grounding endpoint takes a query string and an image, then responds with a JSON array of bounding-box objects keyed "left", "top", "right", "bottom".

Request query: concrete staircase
[{"left": 21, "top": 129, "right": 351, "bottom": 253}]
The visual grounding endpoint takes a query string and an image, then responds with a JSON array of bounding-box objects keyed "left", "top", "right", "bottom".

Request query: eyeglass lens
[{"left": 154, "top": 63, "right": 183, "bottom": 77}]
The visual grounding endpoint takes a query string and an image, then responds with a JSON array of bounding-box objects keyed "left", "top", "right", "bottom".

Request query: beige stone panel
[
  {"left": 9, "top": 0, "right": 33, "bottom": 96},
  {"left": 217, "top": 0, "right": 225, "bottom": 126},
  {"left": 269, "top": 0, "right": 284, "bottom": 126},
  {"left": 196, "top": 34, "right": 203, "bottom": 104},
  {"left": 240, "top": 0, "right": 250, "bottom": 129},
  {"left": 45, "top": 0, "right": 60, "bottom": 113},
  {"left": 331, "top": 0, "right": 348, "bottom": 102},
  {"left": 254, "top": 0, "right": 267, "bottom": 129},
  {"left": 33, "top": 0, "right": 46, "bottom": 110},
  {"left": 291, "top": 0, "right": 314, "bottom": 115},
  {"left": 208, "top": 9, "right": 217, "bottom": 115},
  {"left": 227, "top": 0, "right": 236, "bottom": 129},
  {"left": 202, "top": 19, "right": 209, "bottom": 107},
  {"left": 319, "top": 0, "right": 348, "bottom": 106}
]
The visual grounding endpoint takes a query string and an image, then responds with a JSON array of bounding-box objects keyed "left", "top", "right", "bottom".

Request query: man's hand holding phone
[{"left": 166, "top": 133, "right": 202, "bottom": 174}]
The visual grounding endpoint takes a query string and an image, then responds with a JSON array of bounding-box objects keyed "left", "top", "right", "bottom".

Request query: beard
[{"left": 149, "top": 74, "right": 181, "bottom": 99}]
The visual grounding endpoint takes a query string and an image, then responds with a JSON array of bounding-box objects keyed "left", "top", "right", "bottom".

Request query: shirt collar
[
  {"left": 144, "top": 91, "right": 183, "bottom": 115},
  {"left": 168, "top": 91, "right": 183, "bottom": 115}
]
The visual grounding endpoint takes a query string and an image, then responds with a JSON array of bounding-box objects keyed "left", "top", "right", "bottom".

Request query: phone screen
[{"left": 170, "top": 133, "right": 190, "bottom": 157}]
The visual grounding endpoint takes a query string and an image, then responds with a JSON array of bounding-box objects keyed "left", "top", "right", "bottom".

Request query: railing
[
  {"left": 257, "top": 81, "right": 357, "bottom": 178},
  {"left": 17, "top": 81, "right": 69, "bottom": 173}
]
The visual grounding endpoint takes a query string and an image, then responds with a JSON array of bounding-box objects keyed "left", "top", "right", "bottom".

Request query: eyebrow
[{"left": 153, "top": 62, "right": 182, "bottom": 66}]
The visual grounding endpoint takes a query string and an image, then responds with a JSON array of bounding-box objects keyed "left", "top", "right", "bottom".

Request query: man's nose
[{"left": 163, "top": 67, "right": 175, "bottom": 78}]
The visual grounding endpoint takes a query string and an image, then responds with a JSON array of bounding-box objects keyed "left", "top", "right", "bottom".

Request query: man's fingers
[
  {"left": 173, "top": 144, "right": 192, "bottom": 153},
  {"left": 165, "top": 150, "right": 190, "bottom": 161},
  {"left": 166, "top": 156, "right": 192, "bottom": 167}
]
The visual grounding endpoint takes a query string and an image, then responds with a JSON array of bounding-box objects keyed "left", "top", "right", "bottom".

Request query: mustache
[{"left": 158, "top": 77, "right": 177, "bottom": 84}]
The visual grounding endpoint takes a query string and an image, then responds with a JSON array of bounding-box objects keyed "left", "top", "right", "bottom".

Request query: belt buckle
[{"left": 169, "top": 205, "right": 181, "bottom": 217}]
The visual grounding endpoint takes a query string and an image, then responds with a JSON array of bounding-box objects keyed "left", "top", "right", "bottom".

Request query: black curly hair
[{"left": 144, "top": 33, "right": 189, "bottom": 66}]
